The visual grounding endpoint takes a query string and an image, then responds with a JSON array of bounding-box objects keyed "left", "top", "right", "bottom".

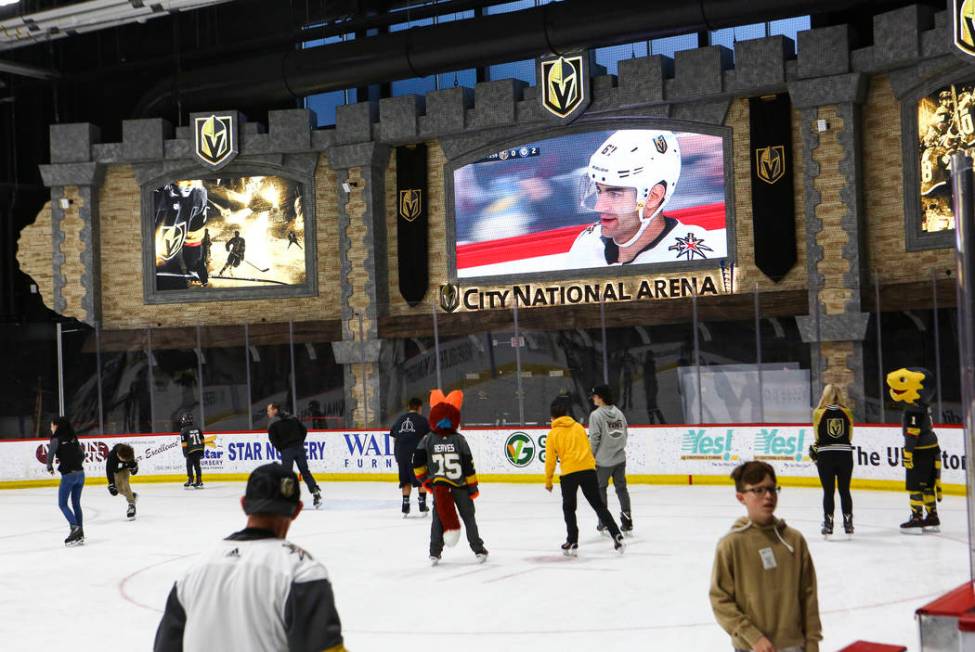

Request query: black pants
[
  {"left": 816, "top": 451, "right": 853, "bottom": 516},
  {"left": 430, "top": 486, "right": 484, "bottom": 556},
  {"left": 281, "top": 445, "right": 320, "bottom": 493},
  {"left": 185, "top": 451, "right": 203, "bottom": 482},
  {"left": 560, "top": 469, "right": 622, "bottom": 543}
]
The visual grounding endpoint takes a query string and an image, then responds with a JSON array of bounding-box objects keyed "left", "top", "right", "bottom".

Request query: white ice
[{"left": 0, "top": 481, "right": 968, "bottom": 651}]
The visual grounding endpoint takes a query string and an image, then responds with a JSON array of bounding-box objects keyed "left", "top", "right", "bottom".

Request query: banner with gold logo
[
  {"left": 396, "top": 144, "right": 429, "bottom": 306},
  {"left": 953, "top": 0, "right": 975, "bottom": 59},
  {"left": 191, "top": 111, "right": 240, "bottom": 171},
  {"left": 749, "top": 94, "right": 795, "bottom": 282},
  {"left": 537, "top": 51, "right": 590, "bottom": 123}
]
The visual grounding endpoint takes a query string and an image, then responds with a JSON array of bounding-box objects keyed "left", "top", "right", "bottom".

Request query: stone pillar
[
  {"left": 328, "top": 119, "right": 390, "bottom": 427},
  {"left": 789, "top": 74, "right": 871, "bottom": 409},
  {"left": 38, "top": 123, "right": 104, "bottom": 325}
]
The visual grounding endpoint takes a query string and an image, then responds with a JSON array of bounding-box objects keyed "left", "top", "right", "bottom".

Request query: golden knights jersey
[
  {"left": 568, "top": 217, "right": 725, "bottom": 265},
  {"left": 413, "top": 431, "right": 477, "bottom": 488},
  {"left": 154, "top": 529, "right": 345, "bottom": 652},
  {"left": 180, "top": 426, "right": 205, "bottom": 456},
  {"left": 812, "top": 405, "right": 854, "bottom": 452},
  {"left": 903, "top": 406, "right": 939, "bottom": 452}
]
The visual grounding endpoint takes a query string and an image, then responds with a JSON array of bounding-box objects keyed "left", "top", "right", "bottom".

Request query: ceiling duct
[{"left": 136, "top": 0, "right": 868, "bottom": 118}]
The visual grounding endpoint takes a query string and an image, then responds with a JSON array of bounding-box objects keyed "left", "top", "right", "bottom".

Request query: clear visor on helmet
[{"left": 579, "top": 176, "right": 642, "bottom": 215}]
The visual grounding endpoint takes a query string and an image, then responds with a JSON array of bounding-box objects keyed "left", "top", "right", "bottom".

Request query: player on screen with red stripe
[{"left": 570, "top": 129, "right": 715, "bottom": 265}]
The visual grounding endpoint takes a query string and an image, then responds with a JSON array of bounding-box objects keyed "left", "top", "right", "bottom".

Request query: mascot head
[
  {"left": 886, "top": 367, "right": 935, "bottom": 405},
  {"left": 428, "top": 389, "right": 464, "bottom": 436}
]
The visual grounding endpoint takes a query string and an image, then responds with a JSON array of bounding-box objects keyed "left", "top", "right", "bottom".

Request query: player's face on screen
[{"left": 593, "top": 183, "right": 640, "bottom": 240}]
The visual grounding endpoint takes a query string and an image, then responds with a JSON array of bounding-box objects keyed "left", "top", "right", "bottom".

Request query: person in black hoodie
[
  {"left": 45, "top": 416, "right": 86, "bottom": 546},
  {"left": 267, "top": 403, "right": 322, "bottom": 508},
  {"left": 178, "top": 412, "right": 205, "bottom": 489},
  {"left": 106, "top": 443, "right": 140, "bottom": 520}
]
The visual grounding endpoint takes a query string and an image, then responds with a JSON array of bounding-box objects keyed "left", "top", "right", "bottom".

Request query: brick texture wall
[
  {"left": 98, "top": 160, "right": 341, "bottom": 329},
  {"left": 17, "top": 202, "right": 54, "bottom": 309}
]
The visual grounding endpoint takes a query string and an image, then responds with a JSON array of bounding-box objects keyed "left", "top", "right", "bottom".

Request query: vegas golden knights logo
[
  {"left": 159, "top": 223, "right": 187, "bottom": 261},
  {"left": 755, "top": 145, "right": 786, "bottom": 185},
  {"left": 955, "top": 0, "right": 975, "bottom": 57},
  {"left": 399, "top": 189, "right": 422, "bottom": 222},
  {"left": 826, "top": 418, "right": 844, "bottom": 439},
  {"left": 540, "top": 55, "right": 584, "bottom": 118},
  {"left": 440, "top": 283, "right": 459, "bottom": 313},
  {"left": 194, "top": 114, "right": 236, "bottom": 169}
]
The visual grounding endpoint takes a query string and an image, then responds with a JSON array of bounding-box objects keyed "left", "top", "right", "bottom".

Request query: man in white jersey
[
  {"left": 153, "top": 463, "right": 346, "bottom": 652},
  {"left": 569, "top": 129, "right": 719, "bottom": 265}
]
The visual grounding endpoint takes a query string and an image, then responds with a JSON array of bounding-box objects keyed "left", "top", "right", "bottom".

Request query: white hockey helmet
[{"left": 580, "top": 130, "right": 682, "bottom": 246}]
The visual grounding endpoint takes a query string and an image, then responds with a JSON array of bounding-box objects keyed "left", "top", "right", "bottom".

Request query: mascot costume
[
  {"left": 412, "top": 389, "right": 489, "bottom": 564},
  {"left": 886, "top": 367, "right": 942, "bottom": 533}
]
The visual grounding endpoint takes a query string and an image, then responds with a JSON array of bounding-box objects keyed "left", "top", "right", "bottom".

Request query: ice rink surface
[{"left": 0, "top": 480, "right": 968, "bottom": 651}]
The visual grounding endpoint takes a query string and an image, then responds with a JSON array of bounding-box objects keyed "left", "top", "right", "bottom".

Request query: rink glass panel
[
  {"left": 756, "top": 316, "right": 812, "bottom": 423},
  {"left": 98, "top": 329, "right": 152, "bottom": 435},
  {"left": 147, "top": 327, "right": 201, "bottom": 432},
  {"left": 246, "top": 322, "right": 294, "bottom": 430},
  {"left": 61, "top": 325, "right": 100, "bottom": 435},
  {"left": 200, "top": 326, "right": 249, "bottom": 431},
  {"left": 291, "top": 325, "right": 344, "bottom": 429},
  {"left": 0, "top": 323, "right": 59, "bottom": 438}
]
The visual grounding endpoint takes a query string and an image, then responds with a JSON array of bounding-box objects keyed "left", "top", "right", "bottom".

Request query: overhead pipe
[{"left": 136, "top": 0, "right": 868, "bottom": 118}]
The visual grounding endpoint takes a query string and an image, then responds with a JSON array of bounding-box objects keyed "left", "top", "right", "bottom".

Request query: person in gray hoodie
[{"left": 588, "top": 384, "right": 633, "bottom": 534}]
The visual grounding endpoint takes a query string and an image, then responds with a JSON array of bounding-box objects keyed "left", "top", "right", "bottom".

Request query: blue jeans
[
  {"left": 58, "top": 470, "right": 85, "bottom": 527},
  {"left": 280, "top": 446, "right": 319, "bottom": 493}
]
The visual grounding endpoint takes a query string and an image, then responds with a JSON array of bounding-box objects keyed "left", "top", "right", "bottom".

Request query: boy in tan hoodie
[
  {"left": 544, "top": 398, "right": 624, "bottom": 556},
  {"left": 710, "top": 461, "right": 822, "bottom": 652}
]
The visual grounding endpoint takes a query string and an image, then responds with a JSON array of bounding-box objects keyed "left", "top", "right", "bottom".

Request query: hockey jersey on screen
[
  {"left": 568, "top": 216, "right": 725, "bottom": 266},
  {"left": 412, "top": 431, "right": 478, "bottom": 489},
  {"left": 153, "top": 528, "right": 345, "bottom": 652}
]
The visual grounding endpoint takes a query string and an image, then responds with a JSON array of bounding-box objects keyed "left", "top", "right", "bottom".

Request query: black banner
[
  {"left": 396, "top": 144, "right": 429, "bottom": 306},
  {"left": 749, "top": 94, "right": 796, "bottom": 283}
]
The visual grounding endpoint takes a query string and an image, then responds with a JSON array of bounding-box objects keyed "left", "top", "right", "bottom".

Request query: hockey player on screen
[
  {"left": 569, "top": 130, "right": 717, "bottom": 266},
  {"left": 219, "top": 230, "right": 246, "bottom": 276},
  {"left": 178, "top": 412, "right": 205, "bottom": 489},
  {"left": 412, "top": 389, "right": 488, "bottom": 565},
  {"left": 887, "top": 368, "right": 942, "bottom": 533},
  {"left": 154, "top": 181, "right": 210, "bottom": 288}
]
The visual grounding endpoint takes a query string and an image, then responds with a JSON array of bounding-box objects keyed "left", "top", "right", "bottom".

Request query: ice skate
[
  {"left": 474, "top": 548, "right": 489, "bottom": 563},
  {"left": 64, "top": 525, "right": 84, "bottom": 547},
  {"left": 193, "top": 481, "right": 204, "bottom": 489},
  {"left": 922, "top": 512, "right": 941, "bottom": 533},
  {"left": 561, "top": 542, "right": 579, "bottom": 557},
  {"left": 900, "top": 512, "right": 925, "bottom": 534},
  {"left": 821, "top": 514, "right": 834, "bottom": 539},
  {"left": 620, "top": 512, "right": 633, "bottom": 536},
  {"left": 843, "top": 513, "right": 854, "bottom": 535},
  {"left": 401, "top": 498, "right": 410, "bottom": 518},
  {"left": 313, "top": 491, "right": 323, "bottom": 509},
  {"left": 596, "top": 522, "right": 610, "bottom": 537},
  {"left": 184, "top": 479, "right": 193, "bottom": 489},
  {"left": 418, "top": 496, "right": 429, "bottom": 515},
  {"left": 126, "top": 504, "right": 136, "bottom": 521},
  {"left": 429, "top": 554, "right": 441, "bottom": 567},
  {"left": 613, "top": 533, "right": 626, "bottom": 554}
]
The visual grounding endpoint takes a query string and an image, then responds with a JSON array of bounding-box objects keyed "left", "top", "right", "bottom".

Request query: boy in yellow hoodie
[
  {"left": 710, "top": 461, "right": 822, "bottom": 652},
  {"left": 544, "top": 398, "right": 624, "bottom": 556}
]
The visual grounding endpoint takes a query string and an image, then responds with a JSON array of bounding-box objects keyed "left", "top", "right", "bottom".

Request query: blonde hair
[{"left": 817, "top": 384, "right": 845, "bottom": 410}]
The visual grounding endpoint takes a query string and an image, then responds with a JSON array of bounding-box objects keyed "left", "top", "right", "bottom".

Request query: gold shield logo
[
  {"left": 399, "top": 189, "right": 422, "bottom": 222},
  {"left": 194, "top": 114, "right": 235, "bottom": 168},
  {"left": 826, "top": 418, "right": 844, "bottom": 439},
  {"left": 440, "top": 284, "right": 459, "bottom": 313},
  {"left": 955, "top": 0, "right": 975, "bottom": 57},
  {"left": 158, "top": 223, "right": 187, "bottom": 261},
  {"left": 755, "top": 145, "right": 786, "bottom": 185},
  {"left": 540, "top": 55, "right": 584, "bottom": 118}
]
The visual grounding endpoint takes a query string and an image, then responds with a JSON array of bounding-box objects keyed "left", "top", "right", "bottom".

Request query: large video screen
[
  {"left": 452, "top": 128, "right": 728, "bottom": 280},
  {"left": 916, "top": 82, "right": 974, "bottom": 233},
  {"left": 151, "top": 176, "right": 307, "bottom": 292}
]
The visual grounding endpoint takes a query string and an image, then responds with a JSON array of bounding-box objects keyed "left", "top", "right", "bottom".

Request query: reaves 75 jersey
[{"left": 412, "top": 432, "right": 478, "bottom": 489}]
